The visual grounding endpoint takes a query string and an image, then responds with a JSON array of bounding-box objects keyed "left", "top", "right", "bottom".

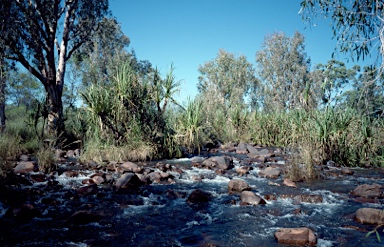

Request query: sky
[{"left": 109, "top": 0, "right": 371, "bottom": 103}]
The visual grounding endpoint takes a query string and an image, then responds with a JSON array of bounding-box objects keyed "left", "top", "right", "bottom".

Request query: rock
[
  {"left": 91, "top": 175, "right": 105, "bottom": 185},
  {"left": 247, "top": 147, "right": 275, "bottom": 159},
  {"left": 19, "top": 154, "right": 30, "bottom": 161},
  {"left": 14, "top": 161, "right": 36, "bottom": 173},
  {"left": 167, "top": 189, "right": 187, "bottom": 199},
  {"left": 191, "top": 156, "right": 205, "bottom": 163},
  {"left": 66, "top": 150, "right": 76, "bottom": 158},
  {"left": 115, "top": 172, "right": 143, "bottom": 190},
  {"left": 274, "top": 227, "right": 317, "bottom": 246},
  {"left": 352, "top": 183, "right": 383, "bottom": 198},
  {"left": 341, "top": 167, "right": 354, "bottom": 175},
  {"left": 76, "top": 184, "right": 98, "bottom": 196},
  {"left": 65, "top": 210, "right": 103, "bottom": 226},
  {"left": 268, "top": 181, "right": 281, "bottom": 186},
  {"left": 203, "top": 156, "right": 234, "bottom": 170},
  {"left": 6, "top": 204, "right": 41, "bottom": 220},
  {"left": 264, "top": 194, "right": 277, "bottom": 201},
  {"left": 148, "top": 171, "right": 162, "bottom": 183},
  {"left": 120, "top": 161, "right": 142, "bottom": 173},
  {"left": 228, "top": 179, "right": 251, "bottom": 193},
  {"left": 279, "top": 194, "right": 323, "bottom": 204},
  {"left": 283, "top": 178, "right": 297, "bottom": 188},
  {"left": 187, "top": 189, "right": 212, "bottom": 204},
  {"left": 355, "top": 208, "right": 384, "bottom": 225},
  {"left": 30, "top": 174, "right": 47, "bottom": 183},
  {"left": 64, "top": 171, "right": 78, "bottom": 177},
  {"left": 236, "top": 167, "right": 249, "bottom": 176},
  {"left": 294, "top": 194, "right": 323, "bottom": 204},
  {"left": 135, "top": 173, "right": 151, "bottom": 185},
  {"left": 236, "top": 143, "right": 248, "bottom": 154},
  {"left": 258, "top": 167, "right": 281, "bottom": 179},
  {"left": 240, "top": 191, "right": 266, "bottom": 205}
]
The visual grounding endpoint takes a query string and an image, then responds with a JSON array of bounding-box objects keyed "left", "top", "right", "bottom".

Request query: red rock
[
  {"left": 283, "top": 178, "right": 297, "bottom": 188},
  {"left": 352, "top": 183, "right": 383, "bottom": 198},
  {"left": 274, "top": 227, "right": 317, "bottom": 246},
  {"left": 228, "top": 179, "right": 251, "bottom": 194},
  {"left": 355, "top": 208, "right": 384, "bottom": 225},
  {"left": 259, "top": 167, "right": 281, "bottom": 179},
  {"left": 14, "top": 161, "right": 36, "bottom": 173},
  {"left": 76, "top": 184, "right": 98, "bottom": 196},
  {"left": 240, "top": 191, "right": 266, "bottom": 205}
]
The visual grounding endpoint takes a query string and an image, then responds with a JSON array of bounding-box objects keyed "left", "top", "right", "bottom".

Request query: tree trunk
[
  {"left": 46, "top": 82, "right": 64, "bottom": 136},
  {"left": 0, "top": 57, "right": 6, "bottom": 133}
]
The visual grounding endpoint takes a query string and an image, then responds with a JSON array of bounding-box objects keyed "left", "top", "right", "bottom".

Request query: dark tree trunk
[
  {"left": 0, "top": 57, "right": 6, "bottom": 133},
  {"left": 46, "top": 82, "right": 65, "bottom": 136}
]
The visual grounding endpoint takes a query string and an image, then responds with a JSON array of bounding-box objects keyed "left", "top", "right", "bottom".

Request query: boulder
[
  {"left": 283, "top": 178, "right": 297, "bottom": 188},
  {"left": 236, "top": 143, "right": 248, "bottom": 154},
  {"left": 258, "top": 167, "right": 281, "bottom": 179},
  {"left": 208, "top": 156, "right": 234, "bottom": 170},
  {"left": 65, "top": 210, "right": 103, "bottom": 226},
  {"left": 352, "top": 183, "right": 383, "bottom": 198},
  {"left": 76, "top": 184, "right": 98, "bottom": 196},
  {"left": 295, "top": 194, "right": 323, "bottom": 204},
  {"left": 120, "top": 161, "right": 142, "bottom": 173},
  {"left": 187, "top": 189, "right": 212, "bottom": 204},
  {"left": 115, "top": 172, "right": 143, "bottom": 190},
  {"left": 240, "top": 191, "right": 266, "bottom": 205},
  {"left": 19, "top": 154, "right": 30, "bottom": 161},
  {"left": 191, "top": 156, "right": 205, "bottom": 163},
  {"left": 236, "top": 167, "right": 250, "bottom": 176},
  {"left": 355, "top": 208, "right": 384, "bottom": 225},
  {"left": 228, "top": 179, "right": 251, "bottom": 193},
  {"left": 274, "top": 227, "right": 317, "bottom": 246},
  {"left": 280, "top": 194, "right": 323, "bottom": 204},
  {"left": 341, "top": 167, "right": 354, "bottom": 175},
  {"left": 14, "top": 161, "right": 36, "bottom": 173}
]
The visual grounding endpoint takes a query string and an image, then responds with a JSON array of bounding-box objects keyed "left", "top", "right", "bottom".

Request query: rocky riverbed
[{"left": 0, "top": 143, "right": 383, "bottom": 246}]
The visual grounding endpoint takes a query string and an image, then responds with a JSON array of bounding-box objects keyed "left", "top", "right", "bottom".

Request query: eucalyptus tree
[
  {"left": 312, "top": 60, "right": 358, "bottom": 107},
  {"left": 7, "top": 71, "right": 43, "bottom": 108},
  {"left": 256, "top": 31, "right": 315, "bottom": 111},
  {"left": 300, "top": 0, "right": 384, "bottom": 75},
  {"left": 0, "top": 0, "right": 110, "bottom": 135},
  {"left": 198, "top": 49, "right": 258, "bottom": 109},
  {"left": 342, "top": 65, "right": 384, "bottom": 116}
]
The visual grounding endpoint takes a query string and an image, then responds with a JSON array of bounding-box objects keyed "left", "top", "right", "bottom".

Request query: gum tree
[
  {"left": 256, "top": 31, "right": 315, "bottom": 111},
  {"left": 300, "top": 0, "right": 384, "bottom": 75},
  {"left": 0, "top": 0, "right": 110, "bottom": 134}
]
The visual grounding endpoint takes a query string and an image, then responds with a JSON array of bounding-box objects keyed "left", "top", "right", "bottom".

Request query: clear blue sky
[{"left": 109, "top": 0, "right": 370, "bottom": 103}]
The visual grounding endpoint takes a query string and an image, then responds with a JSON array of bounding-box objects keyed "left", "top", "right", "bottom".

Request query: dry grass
[{"left": 81, "top": 141, "right": 156, "bottom": 163}]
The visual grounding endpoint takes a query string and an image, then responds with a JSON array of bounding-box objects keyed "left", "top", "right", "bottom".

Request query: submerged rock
[
  {"left": 187, "top": 189, "right": 212, "bottom": 204},
  {"left": 355, "top": 208, "right": 384, "bottom": 225},
  {"left": 65, "top": 210, "right": 103, "bottom": 226},
  {"left": 274, "top": 227, "right": 317, "bottom": 246}
]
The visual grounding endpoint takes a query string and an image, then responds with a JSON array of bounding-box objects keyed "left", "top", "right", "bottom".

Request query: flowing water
[{"left": 0, "top": 152, "right": 383, "bottom": 247}]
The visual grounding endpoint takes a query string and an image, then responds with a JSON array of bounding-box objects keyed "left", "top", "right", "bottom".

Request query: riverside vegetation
[{"left": 0, "top": 53, "right": 383, "bottom": 181}]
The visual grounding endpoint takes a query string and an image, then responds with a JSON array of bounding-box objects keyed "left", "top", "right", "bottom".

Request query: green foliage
[
  {"left": 81, "top": 59, "right": 181, "bottom": 161},
  {"left": 300, "top": 0, "right": 384, "bottom": 71},
  {"left": 198, "top": 49, "right": 258, "bottom": 109},
  {"left": 256, "top": 31, "right": 315, "bottom": 111},
  {"left": 173, "top": 98, "right": 206, "bottom": 153}
]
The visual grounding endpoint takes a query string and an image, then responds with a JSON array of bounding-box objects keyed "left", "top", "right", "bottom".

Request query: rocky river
[{"left": 0, "top": 144, "right": 383, "bottom": 246}]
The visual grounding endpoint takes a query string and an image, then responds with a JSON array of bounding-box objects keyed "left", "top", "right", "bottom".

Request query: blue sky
[{"left": 109, "top": 0, "right": 370, "bottom": 103}]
